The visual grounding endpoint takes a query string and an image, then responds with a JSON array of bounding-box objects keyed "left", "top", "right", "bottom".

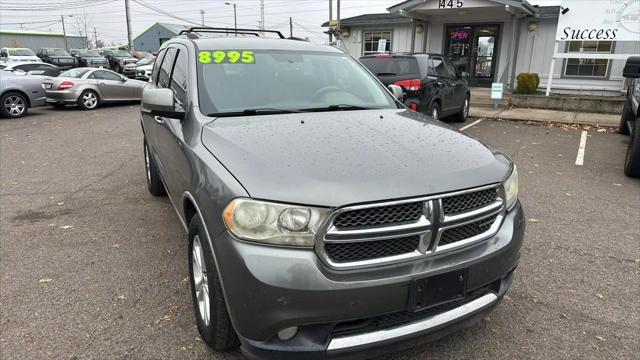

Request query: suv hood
[
  {"left": 7, "top": 55, "right": 40, "bottom": 62},
  {"left": 202, "top": 109, "right": 509, "bottom": 207}
]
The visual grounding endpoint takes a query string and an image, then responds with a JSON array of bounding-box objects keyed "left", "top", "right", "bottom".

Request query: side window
[
  {"left": 151, "top": 49, "right": 166, "bottom": 85},
  {"left": 157, "top": 48, "right": 177, "bottom": 89},
  {"left": 170, "top": 49, "right": 188, "bottom": 109},
  {"left": 430, "top": 56, "right": 454, "bottom": 78},
  {"left": 442, "top": 58, "right": 457, "bottom": 77},
  {"left": 91, "top": 70, "right": 120, "bottom": 80}
]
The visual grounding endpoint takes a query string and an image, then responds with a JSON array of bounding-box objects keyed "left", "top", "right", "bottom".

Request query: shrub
[{"left": 516, "top": 73, "right": 540, "bottom": 94}]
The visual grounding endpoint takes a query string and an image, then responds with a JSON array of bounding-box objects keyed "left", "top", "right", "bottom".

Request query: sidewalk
[{"left": 469, "top": 107, "right": 620, "bottom": 127}]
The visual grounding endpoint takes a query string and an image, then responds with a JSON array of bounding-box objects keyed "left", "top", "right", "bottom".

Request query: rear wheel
[
  {"left": 77, "top": 90, "right": 99, "bottom": 110},
  {"left": 188, "top": 215, "right": 239, "bottom": 350},
  {"left": 624, "top": 117, "right": 640, "bottom": 177},
  {"left": 619, "top": 100, "right": 633, "bottom": 135},
  {"left": 113, "top": 64, "right": 122, "bottom": 73},
  {"left": 428, "top": 102, "right": 440, "bottom": 120},
  {"left": 451, "top": 95, "right": 470, "bottom": 123},
  {"left": 144, "top": 140, "right": 166, "bottom": 196},
  {"left": 1, "top": 92, "right": 28, "bottom": 118}
]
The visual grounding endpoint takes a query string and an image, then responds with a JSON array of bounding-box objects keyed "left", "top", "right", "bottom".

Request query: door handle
[{"left": 154, "top": 116, "right": 165, "bottom": 124}]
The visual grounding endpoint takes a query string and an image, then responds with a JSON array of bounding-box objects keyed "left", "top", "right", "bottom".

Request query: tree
[{"left": 73, "top": 9, "right": 92, "bottom": 48}]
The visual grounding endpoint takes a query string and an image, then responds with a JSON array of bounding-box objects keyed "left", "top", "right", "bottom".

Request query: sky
[{"left": 0, "top": 0, "right": 562, "bottom": 46}]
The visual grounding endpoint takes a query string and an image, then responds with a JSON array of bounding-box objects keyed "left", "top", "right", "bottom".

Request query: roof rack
[{"left": 178, "top": 27, "right": 285, "bottom": 39}]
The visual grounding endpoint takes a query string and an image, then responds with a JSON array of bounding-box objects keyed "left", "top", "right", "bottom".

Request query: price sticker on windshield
[{"left": 198, "top": 50, "right": 255, "bottom": 64}]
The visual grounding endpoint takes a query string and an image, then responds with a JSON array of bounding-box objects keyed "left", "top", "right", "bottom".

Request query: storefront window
[
  {"left": 363, "top": 31, "right": 392, "bottom": 55},
  {"left": 564, "top": 41, "right": 612, "bottom": 78}
]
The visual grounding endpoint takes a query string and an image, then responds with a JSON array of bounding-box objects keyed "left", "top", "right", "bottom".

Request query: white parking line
[
  {"left": 575, "top": 130, "right": 587, "bottom": 166},
  {"left": 459, "top": 118, "right": 485, "bottom": 131}
]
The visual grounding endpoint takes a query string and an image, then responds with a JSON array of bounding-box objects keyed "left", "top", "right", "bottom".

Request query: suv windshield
[
  {"left": 60, "top": 68, "right": 90, "bottom": 78},
  {"left": 9, "top": 48, "right": 35, "bottom": 56},
  {"left": 81, "top": 50, "right": 101, "bottom": 57},
  {"left": 49, "top": 49, "right": 70, "bottom": 56},
  {"left": 359, "top": 56, "right": 420, "bottom": 76},
  {"left": 198, "top": 50, "right": 398, "bottom": 115}
]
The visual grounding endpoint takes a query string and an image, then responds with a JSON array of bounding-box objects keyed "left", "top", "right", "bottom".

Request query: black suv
[
  {"left": 69, "top": 49, "right": 109, "bottom": 68},
  {"left": 360, "top": 53, "right": 470, "bottom": 122},
  {"left": 619, "top": 56, "right": 640, "bottom": 177},
  {"left": 36, "top": 48, "right": 77, "bottom": 69},
  {"left": 101, "top": 49, "right": 138, "bottom": 73}
]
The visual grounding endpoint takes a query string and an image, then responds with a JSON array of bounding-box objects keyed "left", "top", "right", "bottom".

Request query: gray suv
[{"left": 140, "top": 27, "right": 524, "bottom": 359}]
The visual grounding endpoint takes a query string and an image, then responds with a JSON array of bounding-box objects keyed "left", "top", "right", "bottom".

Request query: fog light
[{"left": 277, "top": 326, "right": 298, "bottom": 341}]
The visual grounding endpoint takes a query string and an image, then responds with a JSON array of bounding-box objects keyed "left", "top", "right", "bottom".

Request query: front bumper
[
  {"left": 123, "top": 67, "right": 137, "bottom": 77},
  {"left": 45, "top": 90, "right": 80, "bottom": 104},
  {"left": 211, "top": 202, "right": 525, "bottom": 358}
]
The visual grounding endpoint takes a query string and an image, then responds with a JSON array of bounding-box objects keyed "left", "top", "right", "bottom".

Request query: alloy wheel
[
  {"left": 463, "top": 99, "right": 469, "bottom": 118},
  {"left": 432, "top": 107, "right": 439, "bottom": 120},
  {"left": 192, "top": 235, "right": 210, "bottom": 326},
  {"left": 83, "top": 92, "right": 98, "bottom": 109},
  {"left": 4, "top": 95, "right": 25, "bottom": 116}
]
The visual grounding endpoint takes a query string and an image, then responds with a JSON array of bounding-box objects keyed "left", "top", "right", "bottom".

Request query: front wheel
[
  {"left": 188, "top": 215, "right": 239, "bottom": 350},
  {"left": 619, "top": 101, "right": 633, "bottom": 135},
  {"left": 624, "top": 117, "right": 640, "bottom": 177},
  {"left": 113, "top": 64, "right": 122, "bottom": 73},
  {"left": 451, "top": 95, "right": 470, "bottom": 123},
  {"left": 428, "top": 102, "right": 440, "bottom": 120},
  {"left": 1, "top": 92, "right": 28, "bottom": 118},
  {"left": 144, "top": 140, "right": 166, "bottom": 196},
  {"left": 77, "top": 90, "right": 99, "bottom": 110}
]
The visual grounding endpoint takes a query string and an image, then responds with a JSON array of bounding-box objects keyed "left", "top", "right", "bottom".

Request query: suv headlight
[
  {"left": 503, "top": 164, "right": 518, "bottom": 210},
  {"left": 223, "top": 198, "right": 329, "bottom": 247}
]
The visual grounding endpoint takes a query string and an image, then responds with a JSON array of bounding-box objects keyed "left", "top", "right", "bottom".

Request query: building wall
[
  {"left": 340, "top": 23, "right": 424, "bottom": 57},
  {"left": 0, "top": 33, "right": 87, "bottom": 50},
  {"left": 133, "top": 24, "right": 177, "bottom": 52}
]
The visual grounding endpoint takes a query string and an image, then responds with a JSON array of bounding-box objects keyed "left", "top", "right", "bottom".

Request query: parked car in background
[
  {"left": 619, "top": 56, "right": 640, "bottom": 177},
  {"left": 102, "top": 49, "right": 138, "bottom": 74},
  {"left": 135, "top": 61, "right": 154, "bottom": 81},
  {"left": 123, "top": 56, "right": 154, "bottom": 78},
  {"left": 36, "top": 48, "right": 77, "bottom": 69},
  {"left": 1, "top": 62, "right": 62, "bottom": 78},
  {"left": 360, "top": 53, "right": 470, "bottom": 122},
  {"left": 141, "top": 31, "right": 523, "bottom": 358},
  {"left": 44, "top": 67, "right": 146, "bottom": 110},
  {"left": 0, "top": 47, "right": 41, "bottom": 66},
  {"left": 131, "top": 50, "right": 154, "bottom": 59},
  {"left": 69, "top": 49, "right": 109, "bottom": 68},
  {"left": 0, "top": 73, "right": 47, "bottom": 118}
]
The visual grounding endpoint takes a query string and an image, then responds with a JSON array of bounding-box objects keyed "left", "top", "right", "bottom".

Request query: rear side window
[
  {"left": 158, "top": 48, "right": 177, "bottom": 89},
  {"left": 429, "top": 56, "right": 455, "bottom": 78},
  {"left": 359, "top": 57, "right": 419, "bottom": 76}
]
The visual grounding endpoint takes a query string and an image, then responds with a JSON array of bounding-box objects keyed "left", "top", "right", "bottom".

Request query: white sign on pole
[
  {"left": 556, "top": 0, "right": 640, "bottom": 42},
  {"left": 377, "top": 39, "right": 387, "bottom": 53},
  {"left": 491, "top": 83, "right": 503, "bottom": 100}
]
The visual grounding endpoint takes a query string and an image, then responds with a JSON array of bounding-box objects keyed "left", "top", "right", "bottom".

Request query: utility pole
[
  {"left": 289, "top": 17, "right": 293, "bottom": 37},
  {"left": 259, "top": 0, "right": 264, "bottom": 30},
  {"left": 328, "top": 0, "right": 333, "bottom": 43},
  {"left": 124, "top": 0, "right": 133, "bottom": 50},
  {"left": 93, "top": 27, "right": 98, "bottom": 49},
  {"left": 200, "top": 9, "right": 205, "bottom": 26},
  {"left": 337, "top": 0, "right": 341, "bottom": 36},
  {"left": 61, "top": 15, "right": 69, "bottom": 51},
  {"left": 84, "top": 22, "right": 88, "bottom": 49}
]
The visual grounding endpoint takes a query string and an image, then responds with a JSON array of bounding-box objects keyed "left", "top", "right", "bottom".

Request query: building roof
[
  {"left": 321, "top": 13, "right": 412, "bottom": 27},
  {"left": 133, "top": 22, "right": 191, "bottom": 41},
  {"left": 0, "top": 29, "right": 84, "bottom": 37},
  {"left": 388, "top": 0, "right": 538, "bottom": 16},
  {"left": 534, "top": 5, "right": 560, "bottom": 19}
]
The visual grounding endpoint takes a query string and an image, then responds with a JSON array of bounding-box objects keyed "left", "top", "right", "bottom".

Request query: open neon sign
[{"left": 450, "top": 31, "right": 470, "bottom": 41}]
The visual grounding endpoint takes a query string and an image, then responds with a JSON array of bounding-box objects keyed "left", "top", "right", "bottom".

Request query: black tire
[
  {"left": 143, "top": 140, "right": 166, "bottom": 196},
  {"left": 624, "top": 117, "right": 640, "bottom": 177},
  {"left": 77, "top": 90, "right": 99, "bottom": 110},
  {"left": 619, "top": 100, "right": 632, "bottom": 135},
  {"left": 113, "top": 64, "right": 122, "bottom": 74},
  {"left": 188, "top": 215, "right": 239, "bottom": 351},
  {"left": 428, "top": 101, "right": 441, "bottom": 121},
  {"left": 0, "top": 92, "right": 28, "bottom": 118},
  {"left": 451, "top": 95, "right": 470, "bottom": 123}
]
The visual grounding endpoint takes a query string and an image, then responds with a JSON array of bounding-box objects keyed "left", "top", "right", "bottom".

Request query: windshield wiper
[
  {"left": 207, "top": 108, "right": 303, "bottom": 117},
  {"left": 376, "top": 72, "right": 397, "bottom": 76},
  {"left": 301, "top": 104, "right": 374, "bottom": 112}
]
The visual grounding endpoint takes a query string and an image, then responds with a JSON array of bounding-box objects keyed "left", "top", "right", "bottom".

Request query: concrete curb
[{"left": 469, "top": 107, "right": 620, "bottom": 127}]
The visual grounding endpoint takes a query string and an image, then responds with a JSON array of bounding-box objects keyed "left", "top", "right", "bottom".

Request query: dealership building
[{"left": 323, "top": 0, "right": 640, "bottom": 95}]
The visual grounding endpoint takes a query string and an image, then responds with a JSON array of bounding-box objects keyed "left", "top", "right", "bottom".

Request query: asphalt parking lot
[{"left": 1, "top": 105, "right": 638, "bottom": 360}]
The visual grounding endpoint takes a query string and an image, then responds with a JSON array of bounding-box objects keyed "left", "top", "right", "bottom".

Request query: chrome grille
[
  {"left": 317, "top": 185, "right": 505, "bottom": 269},
  {"left": 325, "top": 235, "right": 420, "bottom": 262},
  {"left": 442, "top": 188, "right": 498, "bottom": 215},
  {"left": 333, "top": 202, "right": 423, "bottom": 229}
]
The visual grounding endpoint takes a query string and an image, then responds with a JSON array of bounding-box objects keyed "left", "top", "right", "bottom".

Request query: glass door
[
  {"left": 445, "top": 24, "right": 500, "bottom": 87},
  {"left": 445, "top": 25, "right": 472, "bottom": 75},
  {"left": 471, "top": 25, "right": 499, "bottom": 84}
]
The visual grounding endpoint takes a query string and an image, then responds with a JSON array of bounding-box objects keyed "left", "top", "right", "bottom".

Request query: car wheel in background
[
  {"left": 624, "top": 117, "right": 640, "bottom": 177},
  {"left": 188, "top": 215, "right": 239, "bottom": 351},
  {"left": 429, "top": 102, "right": 440, "bottom": 120},
  {"left": 1, "top": 92, "right": 28, "bottom": 118},
  {"left": 77, "top": 90, "right": 99, "bottom": 110},
  {"left": 451, "top": 95, "right": 470, "bottom": 123},
  {"left": 114, "top": 64, "right": 122, "bottom": 73},
  {"left": 144, "top": 140, "right": 166, "bottom": 196},
  {"left": 619, "top": 101, "right": 632, "bottom": 135}
]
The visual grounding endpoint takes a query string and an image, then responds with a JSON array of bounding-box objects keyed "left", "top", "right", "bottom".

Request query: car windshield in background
[
  {"left": 60, "top": 68, "right": 90, "bottom": 78},
  {"left": 114, "top": 51, "right": 131, "bottom": 57},
  {"left": 49, "top": 49, "right": 70, "bottom": 56},
  {"left": 359, "top": 56, "right": 420, "bottom": 76},
  {"left": 198, "top": 50, "right": 398, "bottom": 115},
  {"left": 81, "top": 50, "right": 101, "bottom": 57},
  {"left": 9, "top": 49, "right": 35, "bottom": 56},
  {"left": 137, "top": 57, "right": 154, "bottom": 66}
]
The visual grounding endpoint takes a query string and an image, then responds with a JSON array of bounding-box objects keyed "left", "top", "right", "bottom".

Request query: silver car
[
  {"left": 44, "top": 67, "right": 146, "bottom": 110},
  {"left": 0, "top": 72, "right": 47, "bottom": 118}
]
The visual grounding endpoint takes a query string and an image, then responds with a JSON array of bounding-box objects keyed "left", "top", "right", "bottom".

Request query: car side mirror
[
  {"left": 142, "top": 88, "right": 184, "bottom": 120},
  {"left": 457, "top": 71, "right": 469, "bottom": 79},
  {"left": 388, "top": 84, "right": 404, "bottom": 102},
  {"left": 120, "top": 76, "right": 127, "bottom": 82},
  {"left": 623, "top": 56, "right": 640, "bottom": 79}
]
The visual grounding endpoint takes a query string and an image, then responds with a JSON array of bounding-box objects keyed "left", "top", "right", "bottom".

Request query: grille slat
[
  {"left": 439, "top": 215, "right": 497, "bottom": 246},
  {"left": 333, "top": 202, "right": 423, "bottom": 229},
  {"left": 324, "top": 236, "right": 420, "bottom": 262},
  {"left": 442, "top": 188, "right": 498, "bottom": 215}
]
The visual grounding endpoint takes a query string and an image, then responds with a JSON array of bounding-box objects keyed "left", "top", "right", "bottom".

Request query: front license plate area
[{"left": 408, "top": 269, "right": 468, "bottom": 312}]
